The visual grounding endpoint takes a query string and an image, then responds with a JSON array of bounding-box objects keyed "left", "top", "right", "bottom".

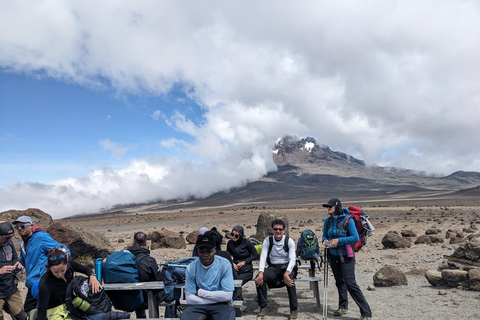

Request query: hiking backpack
[
  {"left": 328, "top": 206, "right": 375, "bottom": 253},
  {"left": 296, "top": 229, "right": 321, "bottom": 261},
  {"left": 102, "top": 250, "right": 145, "bottom": 312},
  {"left": 65, "top": 276, "right": 112, "bottom": 319},
  {"left": 248, "top": 237, "right": 263, "bottom": 257},
  {"left": 161, "top": 257, "right": 197, "bottom": 303}
]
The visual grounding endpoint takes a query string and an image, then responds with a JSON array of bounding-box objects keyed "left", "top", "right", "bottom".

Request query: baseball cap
[
  {"left": 322, "top": 198, "right": 342, "bottom": 208},
  {"left": 0, "top": 221, "right": 14, "bottom": 235},
  {"left": 196, "top": 231, "right": 216, "bottom": 249},
  {"left": 198, "top": 227, "right": 209, "bottom": 235},
  {"left": 12, "top": 216, "right": 33, "bottom": 224}
]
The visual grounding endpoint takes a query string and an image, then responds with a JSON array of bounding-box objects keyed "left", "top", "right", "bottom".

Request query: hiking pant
[
  {"left": 256, "top": 264, "right": 298, "bottom": 311},
  {"left": 23, "top": 289, "right": 38, "bottom": 315},
  {"left": 180, "top": 302, "right": 235, "bottom": 320},
  {"left": 1, "top": 291, "right": 26, "bottom": 320},
  {"left": 328, "top": 252, "right": 372, "bottom": 317},
  {"left": 232, "top": 265, "right": 253, "bottom": 301}
]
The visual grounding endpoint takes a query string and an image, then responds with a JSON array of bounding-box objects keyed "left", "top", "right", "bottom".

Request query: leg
[
  {"left": 5, "top": 292, "right": 26, "bottom": 320},
  {"left": 257, "top": 266, "right": 276, "bottom": 308},
  {"left": 233, "top": 270, "right": 253, "bottom": 301},
  {"left": 285, "top": 271, "right": 298, "bottom": 311},
  {"left": 208, "top": 303, "right": 235, "bottom": 320},
  {"left": 180, "top": 305, "right": 207, "bottom": 320},
  {"left": 340, "top": 257, "right": 372, "bottom": 317},
  {"left": 329, "top": 252, "right": 348, "bottom": 309},
  {"left": 23, "top": 289, "right": 37, "bottom": 315}
]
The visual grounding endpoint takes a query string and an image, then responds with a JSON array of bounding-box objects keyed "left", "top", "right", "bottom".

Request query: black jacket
[
  {"left": 126, "top": 246, "right": 162, "bottom": 282},
  {"left": 227, "top": 225, "right": 259, "bottom": 265},
  {"left": 0, "top": 240, "right": 19, "bottom": 299}
]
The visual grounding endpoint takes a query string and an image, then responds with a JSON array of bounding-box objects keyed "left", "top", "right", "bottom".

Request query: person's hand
[
  {"left": 237, "top": 261, "right": 245, "bottom": 269},
  {"left": 13, "top": 262, "right": 24, "bottom": 271},
  {"left": 0, "top": 265, "right": 15, "bottom": 275},
  {"left": 284, "top": 271, "right": 294, "bottom": 287},
  {"left": 255, "top": 272, "right": 264, "bottom": 287},
  {"left": 329, "top": 239, "right": 339, "bottom": 248},
  {"left": 233, "top": 263, "right": 240, "bottom": 272},
  {"left": 89, "top": 275, "right": 102, "bottom": 293}
]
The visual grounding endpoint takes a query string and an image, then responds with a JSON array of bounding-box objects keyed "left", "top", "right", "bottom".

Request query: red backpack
[{"left": 328, "top": 206, "right": 375, "bottom": 252}]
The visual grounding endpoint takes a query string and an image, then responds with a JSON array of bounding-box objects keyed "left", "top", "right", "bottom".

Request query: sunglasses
[
  {"left": 49, "top": 254, "right": 66, "bottom": 261},
  {"left": 14, "top": 223, "right": 31, "bottom": 230},
  {"left": 230, "top": 233, "right": 240, "bottom": 238},
  {"left": 273, "top": 228, "right": 284, "bottom": 231}
]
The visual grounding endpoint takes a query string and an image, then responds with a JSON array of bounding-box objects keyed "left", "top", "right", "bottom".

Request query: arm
[
  {"left": 41, "top": 234, "right": 71, "bottom": 257},
  {"left": 70, "top": 261, "right": 101, "bottom": 293},
  {"left": 255, "top": 237, "right": 269, "bottom": 287},
  {"left": 185, "top": 290, "right": 233, "bottom": 304},
  {"left": 36, "top": 278, "right": 50, "bottom": 320}
]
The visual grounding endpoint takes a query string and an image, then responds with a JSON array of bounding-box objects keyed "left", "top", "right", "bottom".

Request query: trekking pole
[{"left": 323, "top": 248, "right": 328, "bottom": 320}]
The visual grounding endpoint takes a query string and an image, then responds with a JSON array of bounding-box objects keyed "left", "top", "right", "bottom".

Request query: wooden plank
[{"left": 102, "top": 281, "right": 164, "bottom": 290}]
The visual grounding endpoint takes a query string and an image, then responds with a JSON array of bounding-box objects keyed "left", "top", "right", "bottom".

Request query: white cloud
[
  {"left": 1, "top": 0, "right": 480, "bottom": 217},
  {"left": 99, "top": 139, "right": 127, "bottom": 159}
]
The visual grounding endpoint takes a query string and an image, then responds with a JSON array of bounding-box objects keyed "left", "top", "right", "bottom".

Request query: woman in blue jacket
[{"left": 322, "top": 198, "right": 372, "bottom": 320}]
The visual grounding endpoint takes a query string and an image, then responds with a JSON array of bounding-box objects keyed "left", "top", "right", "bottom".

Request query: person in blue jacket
[
  {"left": 13, "top": 215, "right": 70, "bottom": 316},
  {"left": 322, "top": 198, "right": 372, "bottom": 320}
]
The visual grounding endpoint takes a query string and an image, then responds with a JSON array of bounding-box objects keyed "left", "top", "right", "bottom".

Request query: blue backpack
[
  {"left": 161, "top": 257, "right": 197, "bottom": 303},
  {"left": 102, "top": 250, "right": 145, "bottom": 312},
  {"left": 296, "top": 229, "right": 323, "bottom": 270}
]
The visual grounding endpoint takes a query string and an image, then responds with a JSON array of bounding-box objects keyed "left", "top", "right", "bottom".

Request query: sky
[{"left": 1, "top": 0, "right": 479, "bottom": 218}]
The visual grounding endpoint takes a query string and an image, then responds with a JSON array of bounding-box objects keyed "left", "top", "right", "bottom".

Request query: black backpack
[{"left": 65, "top": 276, "right": 112, "bottom": 320}]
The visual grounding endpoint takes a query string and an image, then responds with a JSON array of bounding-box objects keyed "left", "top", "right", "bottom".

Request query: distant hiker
[
  {"left": 226, "top": 225, "right": 259, "bottom": 316},
  {"left": 181, "top": 231, "right": 235, "bottom": 320},
  {"left": 1, "top": 221, "right": 26, "bottom": 320},
  {"left": 37, "top": 247, "right": 101, "bottom": 320},
  {"left": 255, "top": 219, "right": 298, "bottom": 320},
  {"left": 126, "top": 231, "right": 171, "bottom": 318},
  {"left": 13, "top": 215, "right": 70, "bottom": 317},
  {"left": 322, "top": 198, "right": 372, "bottom": 320},
  {"left": 191, "top": 227, "right": 209, "bottom": 256}
]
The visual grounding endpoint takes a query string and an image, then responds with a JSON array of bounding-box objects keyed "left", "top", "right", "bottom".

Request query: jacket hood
[
  {"left": 127, "top": 245, "right": 150, "bottom": 256},
  {"left": 232, "top": 225, "right": 244, "bottom": 238}
]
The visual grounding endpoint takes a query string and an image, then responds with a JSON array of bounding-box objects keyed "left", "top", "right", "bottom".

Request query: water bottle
[
  {"left": 72, "top": 297, "right": 91, "bottom": 312},
  {"left": 345, "top": 244, "right": 354, "bottom": 258},
  {"left": 95, "top": 258, "right": 102, "bottom": 282}
]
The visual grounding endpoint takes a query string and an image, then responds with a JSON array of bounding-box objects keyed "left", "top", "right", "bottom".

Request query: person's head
[
  {"left": 46, "top": 247, "right": 69, "bottom": 279},
  {"left": 230, "top": 225, "right": 244, "bottom": 242},
  {"left": 0, "top": 221, "right": 14, "bottom": 244},
  {"left": 271, "top": 219, "right": 286, "bottom": 241},
  {"left": 133, "top": 231, "right": 147, "bottom": 247},
  {"left": 196, "top": 231, "right": 216, "bottom": 266},
  {"left": 209, "top": 227, "right": 223, "bottom": 250},
  {"left": 323, "top": 198, "right": 343, "bottom": 216},
  {"left": 12, "top": 216, "right": 33, "bottom": 238}
]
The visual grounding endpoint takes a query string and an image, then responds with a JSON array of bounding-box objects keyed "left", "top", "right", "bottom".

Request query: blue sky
[{"left": 1, "top": 1, "right": 479, "bottom": 218}]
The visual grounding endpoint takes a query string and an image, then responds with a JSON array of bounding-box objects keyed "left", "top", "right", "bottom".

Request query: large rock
[
  {"left": 373, "top": 265, "right": 408, "bottom": 287},
  {"left": 185, "top": 230, "right": 198, "bottom": 244},
  {"left": 425, "top": 228, "right": 442, "bottom": 235},
  {"left": 46, "top": 221, "right": 113, "bottom": 261},
  {"left": 254, "top": 210, "right": 290, "bottom": 240},
  {"left": 0, "top": 208, "right": 53, "bottom": 230},
  {"left": 415, "top": 235, "right": 432, "bottom": 245},
  {"left": 442, "top": 269, "right": 469, "bottom": 287},
  {"left": 469, "top": 268, "right": 480, "bottom": 291},
  {"left": 382, "top": 231, "right": 411, "bottom": 249},
  {"left": 425, "top": 270, "right": 446, "bottom": 286},
  {"left": 452, "top": 242, "right": 480, "bottom": 261},
  {"left": 148, "top": 229, "right": 186, "bottom": 249}
]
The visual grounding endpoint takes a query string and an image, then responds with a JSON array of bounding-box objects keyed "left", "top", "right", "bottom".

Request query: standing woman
[
  {"left": 36, "top": 248, "right": 101, "bottom": 320},
  {"left": 226, "top": 225, "right": 259, "bottom": 316},
  {"left": 322, "top": 198, "right": 372, "bottom": 320}
]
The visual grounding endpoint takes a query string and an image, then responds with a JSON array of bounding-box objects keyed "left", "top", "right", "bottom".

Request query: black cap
[
  {"left": 0, "top": 221, "right": 14, "bottom": 235},
  {"left": 322, "top": 198, "right": 342, "bottom": 208},
  {"left": 196, "top": 231, "right": 216, "bottom": 249}
]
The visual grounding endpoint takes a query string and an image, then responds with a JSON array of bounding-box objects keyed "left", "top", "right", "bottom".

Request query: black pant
[
  {"left": 256, "top": 264, "right": 298, "bottom": 311},
  {"left": 328, "top": 252, "right": 372, "bottom": 317},
  {"left": 23, "top": 289, "right": 37, "bottom": 315},
  {"left": 232, "top": 265, "right": 253, "bottom": 301}
]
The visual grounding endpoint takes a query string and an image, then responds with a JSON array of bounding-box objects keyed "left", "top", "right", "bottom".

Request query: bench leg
[
  {"left": 147, "top": 291, "right": 159, "bottom": 318},
  {"left": 309, "top": 261, "right": 321, "bottom": 308}
]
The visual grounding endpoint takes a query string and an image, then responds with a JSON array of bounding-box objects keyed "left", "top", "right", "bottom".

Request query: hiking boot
[
  {"left": 257, "top": 306, "right": 268, "bottom": 318},
  {"left": 359, "top": 317, "right": 371, "bottom": 320},
  {"left": 333, "top": 308, "right": 349, "bottom": 316},
  {"left": 289, "top": 310, "right": 299, "bottom": 319}
]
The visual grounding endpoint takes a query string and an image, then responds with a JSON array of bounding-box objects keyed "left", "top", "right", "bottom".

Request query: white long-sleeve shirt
[{"left": 258, "top": 235, "right": 296, "bottom": 273}]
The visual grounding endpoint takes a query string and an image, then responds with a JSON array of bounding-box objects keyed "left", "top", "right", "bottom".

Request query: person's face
[
  {"left": 272, "top": 224, "right": 284, "bottom": 241},
  {"left": 49, "top": 263, "right": 68, "bottom": 279},
  {"left": 326, "top": 206, "right": 335, "bottom": 215},
  {"left": 198, "top": 246, "right": 216, "bottom": 266},
  {"left": 231, "top": 230, "right": 241, "bottom": 242},
  {"left": 0, "top": 231, "right": 14, "bottom": 244},
  {"left": 14, "top": 223, "right": 33, "bottom": 237}
]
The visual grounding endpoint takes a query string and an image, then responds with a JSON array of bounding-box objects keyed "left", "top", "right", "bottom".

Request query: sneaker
[
  {"left": 333, "top": 308, "right": 349, "bottom": 316},
  {"left": 289, "top": 310, "right": 298, "bottom": 319},
  {"left": 359, "top": 317, "right": 372, "bottom": 320},
  {"left": 258, "top": 306, "right": 268, "bottom": 318}
]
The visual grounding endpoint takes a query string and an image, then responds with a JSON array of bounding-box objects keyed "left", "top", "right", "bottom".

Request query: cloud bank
[{"left": 1, "top": 0, "right": 479, "bottom": 217}]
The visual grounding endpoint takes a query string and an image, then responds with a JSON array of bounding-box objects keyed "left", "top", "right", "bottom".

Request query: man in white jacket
[
  {"left": 255, "top": 219, "right": 298, "bottom": 319},
  {"left": 181, "top": 231, "right": 235, "bottom": 320}
]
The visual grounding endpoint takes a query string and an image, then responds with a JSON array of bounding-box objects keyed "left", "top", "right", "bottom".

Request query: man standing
[
  {"left": 13, "top": 215, "right": 69, "bottom": 316},
  {"left": 1, "top": 221, "right": 26, "bottom": 320},
  {"left": 126, "top": 231, "right": 170, "bottom": 318},
  {"left": 255, "top": 219, "right": 298, "bottom": 319},
  {"left": 181, "top": 231, "right": 235, "bottom": 320}
]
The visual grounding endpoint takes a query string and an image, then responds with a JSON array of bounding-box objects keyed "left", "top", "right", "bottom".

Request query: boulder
[
  {"left": 452, "top": 242, "right": 480, "bottom": 261},
  {"left": 425, "top": 270, "right": 446, "bottom": 286},
  {"left": 442, "top": 269, "right": 469, "bottom": 287},
  {"left": 254, "top": 211, "right": 290, "bottom": 240},
  {"left": 373, "top": 265, "right": 408, "bottom": 287},
  {"left": 185, "top": 230, "right": 198, "bottom": 244},
  {"left": 0, "top": 208, "right": 53, "bottom": 230},
  {"left": 468, "top": 268, "right": 480, "bottom": 291},
  {"left": 382, "top": 231, "right": 411, "bottom": 249},
  {"left": 148, "top": 229, "right": 186, "bottom": 249},
  {"left": 415, "top": 235, "right": 432, "bottom": 245},
  {"left": 46, "top": 221, "right": 113, "bottom": 262},
  {"left": 401, "top": 230, "right": 417, "bottom": 237},
  {"left": 428, "top": 235, "right": 444, "bottom": 244},
  {"left": 425, "top": 228, "right": 442, "bottom": 235}
]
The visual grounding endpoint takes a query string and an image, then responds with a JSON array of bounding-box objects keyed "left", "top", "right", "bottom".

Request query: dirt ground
[{"left": 11, "top": 197, "right": 480, "bottom": 319}]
